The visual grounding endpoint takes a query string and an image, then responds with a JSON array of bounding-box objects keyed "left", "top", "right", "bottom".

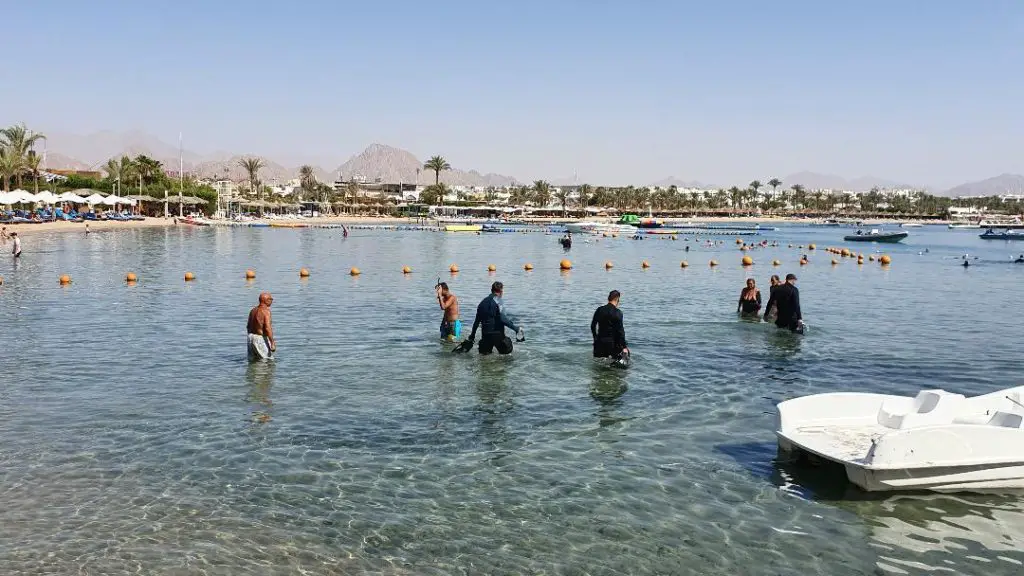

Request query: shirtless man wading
[
  {"left": 247, "top": 292, "right": 276, "bottom": 360},
  {"left": 436, "top": 282, "right": 461, "bottom": 341}
]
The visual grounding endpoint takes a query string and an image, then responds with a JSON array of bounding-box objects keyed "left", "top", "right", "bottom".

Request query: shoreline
[{"left": 2, "top": 214, "right": 954, "bottom": 236}]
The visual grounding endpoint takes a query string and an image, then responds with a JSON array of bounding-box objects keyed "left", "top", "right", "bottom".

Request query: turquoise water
[{"left": 1, "top": 224, "right": 1023, "bottom": 575}]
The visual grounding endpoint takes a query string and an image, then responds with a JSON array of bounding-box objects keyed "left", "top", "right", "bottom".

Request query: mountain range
[{"left": 35, "top": 130, "right": 1021, "bottom": 196}]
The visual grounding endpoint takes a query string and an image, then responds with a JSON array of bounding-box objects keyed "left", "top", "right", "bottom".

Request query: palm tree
[
  {"left": 577, "top": 184, "right": 593, "bottom": 212},
  {"left": 483, "top": 187, "right": 499, "bottom": 205},
  {"left": 767, "top": 178, "right": 782, "bottom": 196},
  {"left": 25, "top": 152, "right": 41, "bottom": 193},
  {"left": 299, "top": 165, "right": 318, "bottom": 201},
  {"left": 420, "top": 183, "right": 448, "bottom": 206},
  {"left": 0, "top": 123, "right": 46, "bottom": 187},
  {"left": 238, "top": 157, "right": 266, "bottom": 200},
  {"left": 728, "top": 186, "right": 743, "bottom": 211},
  {"left": 104, "top": 155, "right": 132, "bottom": 194},
  {"left": 0, "top": 147, "right": 21, "bottom": 192},
  {"left": 532, "top": 180, "right": 552, "bottom": 208},
  {"left": 790, "top": 184, "right": 807, "bottom": 211},
  {"left": 423, "top": 156, "right": 451, "bottom": 206},
  {"left": 554, "top": 187, "right": 570, "bottom": 217},
  {"left": 133, "top": 155, "right": 163, "bottom": 185}
]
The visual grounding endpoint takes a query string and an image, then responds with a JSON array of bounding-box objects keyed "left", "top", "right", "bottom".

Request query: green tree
[
  {"left": 728, "top": 186, "right": 743, "bottom": 210},
  {"left": 767, "top": 178, "right": 782, "bottom": 196},
  {"left": 554, "top": 186, "right": 571, "bottom": 217},
  {"left": 532, "top": 180, "right": 552, "bottom": 207},
  {"left": 299, "top": 165, "right": 318, "bottom": 201},
  {"left": 0, "top": 123, "right": 46, "bottom": 187},
  {"left": 790, "top": 184, "right": 807, "bottom": 210},
  {"left": 0, "top": 147, "right": 21, "bottom": 192},
  {"left": 238, "top": 157, "right": 266, "bottom": 201},
  {"left": 420, "top": 183, "right": 448, "bottom": 205},
  {"left": 423, "top": 156, "right": 451, "bottom": 206},
  {"left": 25, "top": 152, "right": 41, "bottom": 193},
  {"left": 577, "top": 184, "right": 593, "bottom": 211},
  {"left": 483, "top": 186, "right": 499, "bottom": 204}
]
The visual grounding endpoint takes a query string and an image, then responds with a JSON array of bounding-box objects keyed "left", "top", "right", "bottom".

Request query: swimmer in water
[
  {"left": 342, "top": 225, "right": 349, "bottom": 238},
  {"left": 737, "top": 278, "right": 762, "bottom": 316},
  {"left": 1016, "top": 254, "right": 1024, "bottom": 263},
  {"left": 0, "top": 226, "right": 8, "bottom": 243},
  {"left": 465, "top": 281, "right": 523, "bottom": 355},
  {"left": 246, "top": 292, "right": 276, "bottom": 360},
  {"left": 592, "top": 290, "right": 629, "bottom": 363},
  {"left": 763, "top": 273, "right": 803, "bottom": 333},
  {"left": 436, "top": 282, "right": 461, "bottom": 342}
]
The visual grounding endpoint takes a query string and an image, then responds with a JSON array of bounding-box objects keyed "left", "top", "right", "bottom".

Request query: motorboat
[
  {"left": 843, "top": 228, "right": 908, "bottom": 243},
  {"left": 979, "top": 218, "right": 1024, "bottom": 230},
  {"left": 564, "top": 221, "right": 635, "bottom": 235},
  {"left": 618, "top": 213, "right": 663, "bottom": 228},
  {"left": 979, "top": 228, "right": 1024, "bottom": 240},
  {"left": 776, "top": 386, "right": 1024, "bottom": 492},
  {"left": 948, "top": 222, "right": 979, "bottom": 229},
  {"left": 444, "top": 224, "right": 482, "bottom": 232},
  {"left": 899, "top": 222, "right": 924, "bottom": 228}
]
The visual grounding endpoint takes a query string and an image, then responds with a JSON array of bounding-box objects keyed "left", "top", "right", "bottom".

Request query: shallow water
[{"left": 1, "top": 224, "right": 1023, "bottom": 575}]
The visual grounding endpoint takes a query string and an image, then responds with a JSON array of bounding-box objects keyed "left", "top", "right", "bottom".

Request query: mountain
[
  {"left": 193, "top": 156, "right": 304, "bottom": 183},
  {"left": 945, "top": 173, "right": 1024, "bottom": 197},
  {"left": 43, "top": 130, "right": 205, "bottom": 170},
  {"left": 781, "top": 171, "right": 916, "bottom": 192},
  {"left": 42, "top": 152, "right": 90, "bottom": 171},
  {"left": 333, "top": 143, "right": 515, "bottom": 187},
  {"left": 649, "top": 176, "right": 715, "bottom": 189}
]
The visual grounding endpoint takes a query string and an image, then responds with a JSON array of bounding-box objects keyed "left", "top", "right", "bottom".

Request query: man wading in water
[{"left": 247, "top": 292, "right": 276, "bottom": 360}]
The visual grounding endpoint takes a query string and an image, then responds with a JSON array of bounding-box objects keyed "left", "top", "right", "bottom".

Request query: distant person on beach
[
  {"left": 737, "top": 278, "right": 762, "bottom": 316},
  {"left": 436, "top": 282, "right": 461, "bottom": 341},
  {"left": 592, "top": 290, "right": 629, "bottom": 363},
  {"left": 11, "top": 233, "right": 21, "bottom": 258},
  {"left": 764, "top": 273, "right": 803, "bottom": 333},
  {"left": 466, "top": 281, "right": 523, "bottom": 355},
  {"left": 247, "top": 292, "right": 276, "bottom": 360}
]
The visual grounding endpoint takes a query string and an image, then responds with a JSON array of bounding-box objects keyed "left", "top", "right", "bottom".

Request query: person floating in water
[
  {"left": 465, "top": 281, "right": 523, "bottom": 355},
  {"left": 763, "top": 273, "right": 803, "bottom": 333},
  {"left": 247, "top": 292, "right": 276, "bottom": 360},
  {"left": 11, "top": 232, "right": 21, "bottom": 258},
  {"left": 436, "top": 282, "right": 461, "bottom": 342},
  {"left": 1016, "top": 254, "right": 1024, "bottom": 264},
  {"left": 592, "top": 290, "right": 629, "bottom": 364},
  {"left": 737, "top": 278, "right": 762, "bottom": 316}
]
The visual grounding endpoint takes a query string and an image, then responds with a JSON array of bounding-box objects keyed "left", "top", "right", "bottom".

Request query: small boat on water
[
  {"left": 980, "top": 219, "right": 1024, "bottom": 230},
  {"left": 843, "top": 228, "right": 908, "bottom": 243},
  {"left": 899, "top": 222, "right": 924, "bottom": 228},
  {"left": 980, "top": 229, "right": 1024, "bottom": 240},
  {"left": 444, "top": 224, "right": 482, "bottom": 232},
  {"left": 777, "top": 386, "right": 1024, "bottom": 492},
  {"left": 564, "top": 221, "right": 635, "bottom": 235},
  {"left": 618, "top": 213, "right": 663, "bottom": 228},
  {"left": 948, "top": 222, "right": 979, "bottom": 229}
]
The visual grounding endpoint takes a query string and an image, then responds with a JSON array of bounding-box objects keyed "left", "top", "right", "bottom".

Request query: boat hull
[
  {"left": 980, "top": 233, "right": 1024, "bottom": 240},
  {"left": 444, "top": 224, "right": 482, "bottom": 232},
  {"left": 843, "top": 232, "right": 907, "bottom": 243}
]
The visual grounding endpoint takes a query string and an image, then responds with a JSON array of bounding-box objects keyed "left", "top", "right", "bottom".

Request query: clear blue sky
[{"left": 2, "top": 0, "right": 1022, "bottom": 188}]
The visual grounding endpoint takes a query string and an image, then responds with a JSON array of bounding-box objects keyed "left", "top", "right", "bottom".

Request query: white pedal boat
[{"left": 776, "top": 386, "right": 1024, "bottom": 492}]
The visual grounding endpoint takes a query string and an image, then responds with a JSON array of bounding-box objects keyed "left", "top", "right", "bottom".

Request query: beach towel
[{"left": 247, "top": 333, "right": 273, "bottom": 361}]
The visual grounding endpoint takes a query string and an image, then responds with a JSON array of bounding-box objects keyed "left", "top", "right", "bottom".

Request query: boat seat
[
  {"left": 877, "top": 390, "right": 966, "bottom": 430},
  {"left": 988, "top": 411, "right": 1024, "bottom": 429}
]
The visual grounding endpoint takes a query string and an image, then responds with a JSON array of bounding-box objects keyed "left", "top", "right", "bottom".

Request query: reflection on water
[{"left": 0, "top": 225, "right": 1022, "bottom": 574}]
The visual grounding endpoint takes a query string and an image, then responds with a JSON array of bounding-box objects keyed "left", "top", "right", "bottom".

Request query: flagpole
[{"left": 178, "top": 132, "right": 184, "bottom": 217}]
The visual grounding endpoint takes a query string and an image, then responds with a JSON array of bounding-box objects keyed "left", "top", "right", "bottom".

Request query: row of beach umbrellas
[{"left": 0, "top": 189, "right": 209, "bottom": 207}]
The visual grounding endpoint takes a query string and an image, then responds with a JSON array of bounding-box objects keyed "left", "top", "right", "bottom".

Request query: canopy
[
  {"left": 84, "top": 193, "right": 107, "bottom": 205},
  {"left": 56, "top": 192, "right": 87, "bottom": 203},
  {"left": 1, "top": 190, "right": 37, "bottom": 204},
  {"left": 33, "top": 191, "right": 58, "bottom": 204},
  {"left": 166, "top": 195, "right": 206, "bottom": 205},
  {"left": 101, "top": 196, "right": 135, "bottom": 207},
  {"left": 126, "top": 194, "right": 158, "bottom": 202}
]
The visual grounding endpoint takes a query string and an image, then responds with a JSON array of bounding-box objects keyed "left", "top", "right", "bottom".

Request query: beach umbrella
[
  {"left": 6, "top": 189, "right": 36, "bottom": 204},
  {"left": 33, "top": 191, "right": 58, "bottom": 204},
  {"left": 85, "top": 193, "right": 107, "bottom": 205},
  {"left": 126, "top": 194, "right": 158, "bottom": 202},
  {"left": 56, "top": 192, "right": 87, "bottom": 203}
]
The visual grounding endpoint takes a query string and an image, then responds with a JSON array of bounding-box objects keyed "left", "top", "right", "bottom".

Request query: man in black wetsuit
[
  {"left": 763, "top": 273, "right": 804, "bottom": 333},
  {"left": 465, "top": 281, "right": 523, "bottom": 355},
  {"left": 592, "top": 290, "right": 629, "bottom": 361}
]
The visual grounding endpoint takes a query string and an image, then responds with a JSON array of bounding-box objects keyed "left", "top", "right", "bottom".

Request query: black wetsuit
[
  {"left": 738, "top": 289, "right": 761, "bottom": 315},
  {"left": 764, "top": 282, "right": 802, "bottom": 332},
  {"left": 469, "top": 294, "right": 520, "bottom": 355},
  {"left": 591, "top": 303, "right": 627, "bottom": 359}
]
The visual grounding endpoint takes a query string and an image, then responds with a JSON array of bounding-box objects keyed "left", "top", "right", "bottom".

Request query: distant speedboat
[
  {"left": 564, "top": 221, "right": 635, "bottom": 235},
  {"left": 900, "top": 222, "right": 924, "bottom": 228},
  {"left": 844, "top": 229, "right": 908, "bottom": 243},
  {"left": 980, "top": 229, "right": 1024, "bottom": 240},
  {"left": 444, "top": 224, "right": 482, "bottom": 232},
  {"left": 948, "top": 222, "right": 979, "bottom": 229}
]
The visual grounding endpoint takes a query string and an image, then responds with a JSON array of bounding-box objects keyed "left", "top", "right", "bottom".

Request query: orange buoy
[
  {"left": 59, "top": 274, "right": 71, "bottom": 285},
  {"left": 680, "top": 260, "right": 689, "bottom": 268},
  {"left": 841, "top": 248, "right": 851, "bottom": 257},
  {"left": 831, "top": 259, "right": 839, "bottom": 265},
  {"left": 299, "top": 267, "right": 310, "bottom": 277},
  {"left": 449, "top": 264, "right": 459, "bottom": 273},
  {"left": 524, "top": 263, "right": 534, "bottom": 270},
  {"left": 487, "top": 264, "right": 496, "bottom": 272},
  {"left": 808, "top": 244, "right": 816, "bottom": 250},
  {"left": 869, "top": 254, "right": 876, "bottom": 262},
  {"left": 245, "top": 269, "right": 256, "bottom": 279},
  {"left": 612, "top": 233, "right": 618, "bottom": 238},
  {"left": 184, "top": 272, "right": 195, "bottom": 281},
  {"left": 741, "top": 256, "right": 753, "bottom": 266},
  {"left": 560, "top": 259, "right": 572, "bottom": 270},
  {"left": 350, "top": 267, "right": 361, "bottom": 276},
  {"left": 880, "top": 254, "right": 892, "bottom": 265},
  {"left": 125, "top": 272, "right": 138, "bottom": 283},
  {"left": 772, "top": 259, "right": 781, "bottom": 266},
  {"left": 641, "top": 260, "right": 650, "bottom": 268},
  {"left": 402, "top": 266, "right": 412, "bottom": 274},
  {"left": 735, "top": 238, "right": 743, "bottom": 244},
  {"left": 709, "top": 260, "right": 719, "bottom": 267},
  {"left": 605, "top": 261, "right": 613, "bottom": 269}
]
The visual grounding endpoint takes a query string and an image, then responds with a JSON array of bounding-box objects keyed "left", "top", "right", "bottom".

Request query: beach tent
[
  {"left": 56, "top": 192, "right": 87, "bottom": 203},
  {"left": 84, "top": 193, "right": 107, "bottom": 205}
]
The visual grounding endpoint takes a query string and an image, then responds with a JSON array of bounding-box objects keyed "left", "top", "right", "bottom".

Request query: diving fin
[{"left": 452, "top": 339, "right": 474, "bottom": 354}]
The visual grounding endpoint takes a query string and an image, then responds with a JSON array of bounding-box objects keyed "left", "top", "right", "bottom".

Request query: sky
[{"left": 2, "top": 0, "right": 1022, "bottom": 188}]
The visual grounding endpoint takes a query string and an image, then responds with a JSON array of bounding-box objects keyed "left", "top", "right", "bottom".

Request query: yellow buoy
[
  {"left": 487, "top": 264, "right": 496, "bottom": 272},
  {"left": 857, "top": 257, "right": 864, "bottom": 264},
  {"left": 299, "top": 268, "right": 310, "bottom": 277},
  {"left": 612, "top": 233, "right": 618, "bottom": 238},
  {"left": 880, "top": 254, "right": 892, "bottom": 265},
  {"left": 560, "top": 259, "right": 572, "bottom": 270},
  {"left": 184, "top": 272, "right": 195, "bottom": 281},
  {"left": 841, "top": 248, "right": 851, "bottom": 257},
  {"left": 402, "top": 266, "right": 412, "bottom": 274},
  {"left": 680, "top": 261, "right": 689, "bottom": 268},
  {"left": 350, "top": 267, "right": 361, "bottom": 276},
  {"left": 449, "top": 264, "right": 459, "bottom": 273},
  {"left": 831, "top": 259, "right": 839, "bottom": 265},
  {"left": 641, "top": 260, "right": 650, "bottom": 268},
  {"left": 245, "top": 269, "right": 256, "bottom": 279},
  {"left": 772, "top": 259, "right": 781, "bottom": 266},
  {"left": 524, "top": 263, "right": 534, "bottom": 271},
  {"left": 59, "top": 274, "right": 71, "bottom": 285},
  {"left": 869, "top": 254, "right": 876, "bottom": 261},
  {"left": 808, "top": 244, "right": 816, "bottom": 250},
  {"left": 735, "top": 238, "right": 743, "bottom": 244},
  {"left": 126, "top": 272, "right": 138, "bottom": 283},
  {"left": 605, "top": 261, "right": 613, "bottom": 269},
  {"left": 709, "top": 260, "right": 719, "bottom": 267},
  {"left": 741, "top": 256, "right": 753, "bottom": 266}
]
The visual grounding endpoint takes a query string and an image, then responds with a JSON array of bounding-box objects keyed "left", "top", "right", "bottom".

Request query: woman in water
[
  {"left": 763, "top": 275, "right": 781, "bottom": 320},
  {"left": 737, "top": 278, "right": 762, "bottom": 316}
]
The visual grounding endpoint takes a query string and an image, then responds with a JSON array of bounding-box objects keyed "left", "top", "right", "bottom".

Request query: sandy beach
[{"left": 1, "top": 214, "right": 945, "bottom": 237}]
